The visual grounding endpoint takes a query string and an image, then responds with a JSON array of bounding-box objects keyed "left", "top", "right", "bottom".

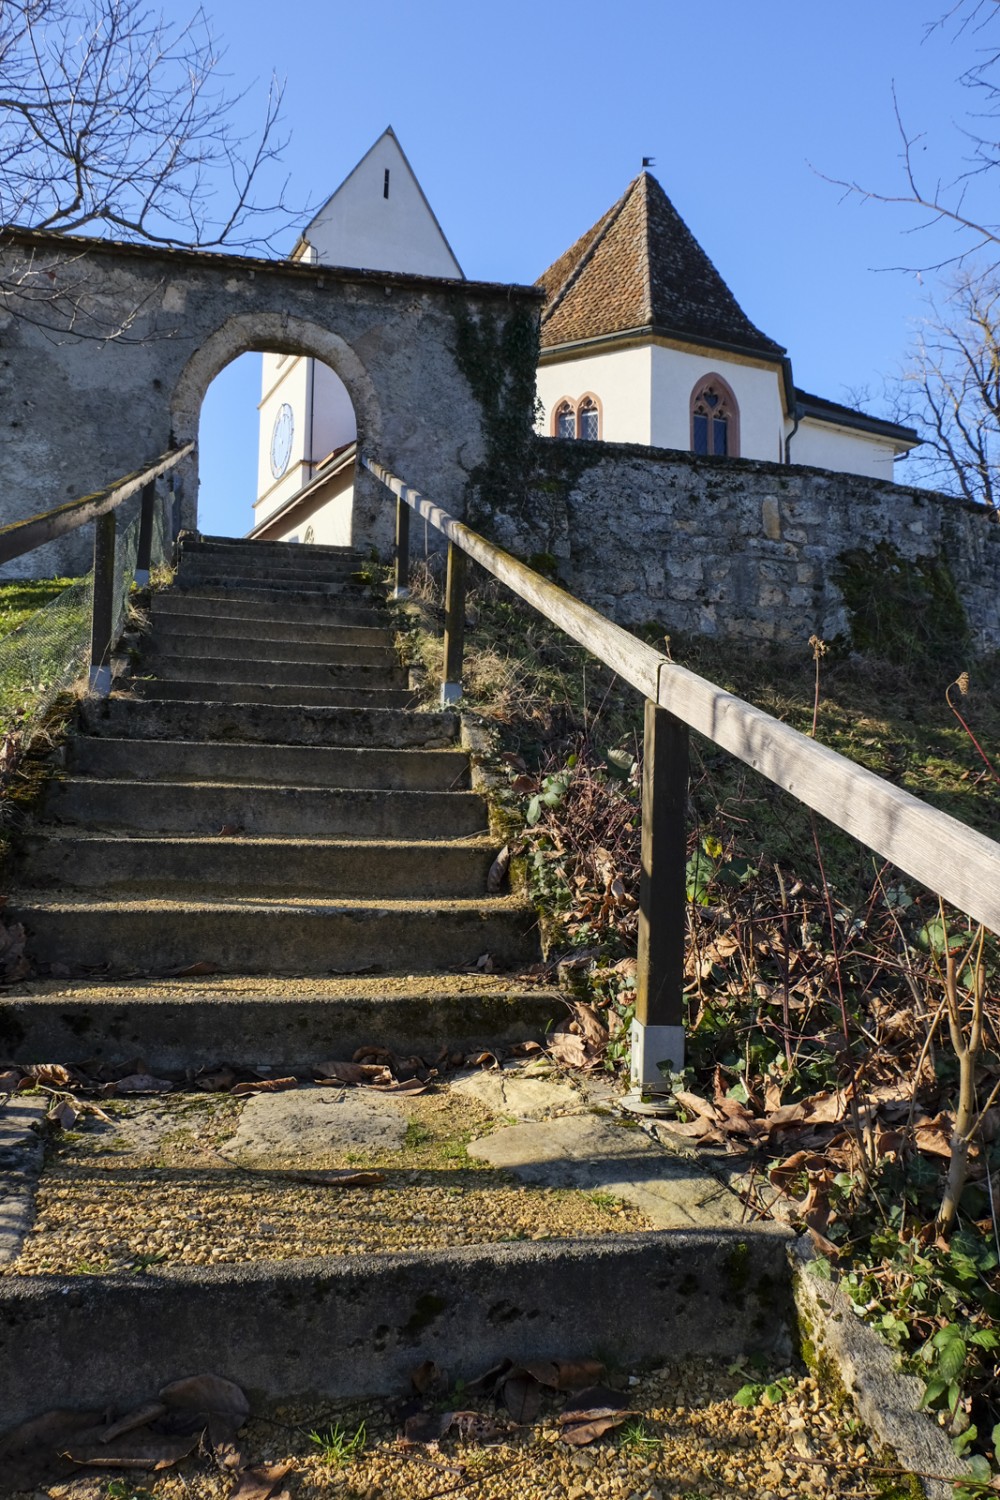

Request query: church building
[{"left": 251, "top": 129, "right": 917, "bottom": 546}]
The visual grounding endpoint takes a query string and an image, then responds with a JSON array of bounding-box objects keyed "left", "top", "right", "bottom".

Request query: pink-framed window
[
  {"left": 690, "top": 374, "right": 739, "bottom": 458},
  {"left": 552, "top": 394, "right": 602, "bottom": 440}
]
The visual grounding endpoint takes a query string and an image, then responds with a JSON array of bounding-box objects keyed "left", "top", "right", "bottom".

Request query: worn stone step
[
  {"left": 41, "top": 778, "right": 486, "bottom": 837},
  {"left": 136, "top": 655, "right": 406, "bottom": 689},
  {"left": 126, "top": 679, "right": 418, "bottom": 709},
  {"left": 79, "top": 698, "right": 458, "bottom": 749},
  {"left": 0, "top": 1219, "right": 790, "bottom": 1432},
  {"left": 195, "top": 535, "right": 366, "bottom": 563},
  {"left": 17, "top": 831, "right": 498, "bottom": 898},
  {"left": 152, "top": 590, "right": 387, "bottom": 627},
  {"left": 142, "top": 631, "right": 396, "bottom": 666},
  {"left": 0, "top": 972, "right": 557, "bottom": 1068},
  {"left": 67, "top": 738, "right": 471, "bottom": 791},
  {"left": 171, "top": 576, "right": 374, "bottom": 601},
  {"left": 8, "top": 893, "right": 540, "bottom": 975},
  {"left": 150, "top": 612, "right": 393, "bottom": 647},
  {"left": 177, "top": 559, "right": 372, "bottom": 588},
  {"left": 180, "top": 540, "right": 366, "bottom": 571}
]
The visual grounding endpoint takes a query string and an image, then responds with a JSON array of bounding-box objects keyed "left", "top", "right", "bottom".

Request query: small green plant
[
  {"left": 130, "top": 1251, "right": 168, "bottom": 1272},
  {"left": 587, "top": 1189, "right": 623, "bottom": 1211},
  {"left": 733, "top": 1375, "right": 794, "bottom": 1408},
  {"left": 308, "top": 1419, "right": 366, "bottom": 1467},
  {"left": 617, "top": 1417, "right": 661, "bottom": 1455},
  {"left": 106, "top": 1482, "right": 155, "bottom": 1500},
  {"left": 404, "top": 1119, "right": 432, "bottom": 1148}
]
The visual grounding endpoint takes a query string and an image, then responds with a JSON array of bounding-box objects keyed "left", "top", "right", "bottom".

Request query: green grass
[
  {"left": 0, "top": 577, "right": 79, "bottom": 638},
  {"left": 308, "top": 1420, "right": 366, "bottom": 1467}
]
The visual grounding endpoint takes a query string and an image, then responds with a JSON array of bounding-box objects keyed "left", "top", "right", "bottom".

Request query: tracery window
[
  {"left": 578, "top": 396, "right": 600, "bottom": 440},
  {"left": 555, "top": 400, "right": 577, "bottom": 439},
  {"left": 690, "top": 375, "right": 739, "bottom": 458},
  {"left": 552, "top": 393, "right": 602, "bottom": 440}
]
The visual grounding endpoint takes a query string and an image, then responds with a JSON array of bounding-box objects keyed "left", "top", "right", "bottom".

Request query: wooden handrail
[
  {"left": 364, "top": 455, "right": 1000, "bottom": 940},
  {"left": 0, "top": 443, "right": 193, "bottom": 567}
]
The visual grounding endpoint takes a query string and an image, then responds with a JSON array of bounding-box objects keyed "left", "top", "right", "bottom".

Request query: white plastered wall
[
  {"left": 649, "top": 344, "right": 786, "bottom": 462},
  {"left": 258, "top": 472, "right": 355, "bottom": 548},
  {"left": 306, "top": 132, "right": 462, "bottom": 278},
  {"left": 256, "top": 355, "right": 357, "bottom": 525},
  {"left": 536, "top": 346, "right": 653, "bottom": 445},
  {"left": 791, "top": 418, "right": 898, "bottom": 480}
]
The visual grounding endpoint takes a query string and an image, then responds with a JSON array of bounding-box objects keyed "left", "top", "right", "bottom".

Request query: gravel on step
[{"left": 21, "top": 1358, "right": 887, "bottom": 1500}]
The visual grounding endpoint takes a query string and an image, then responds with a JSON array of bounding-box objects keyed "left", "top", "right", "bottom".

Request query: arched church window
[
  {"left": 578, "top": 395, "right": 601, "bottom": 440},
  {"left": 690, "top": 375, "right": 739, "bottom": 458},
  {"left": 554, "top": 400, "right": 576, "bottom": 439}
]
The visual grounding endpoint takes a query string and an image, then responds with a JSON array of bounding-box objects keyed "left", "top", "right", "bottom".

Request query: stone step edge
[
  {"left": 0, "top": 1230, "right": 794, "bottom": 1432},
  {"left": 0, "top": 985, "right": 559, "bottom": 1069}
]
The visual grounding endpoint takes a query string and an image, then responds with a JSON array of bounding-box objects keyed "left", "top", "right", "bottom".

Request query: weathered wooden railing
[
  {"left": 364, "top": 455, "right": 1000, "bottom": 1089},
  {"left": 0, "top": 445, "right": 193, "bottom": 695}
]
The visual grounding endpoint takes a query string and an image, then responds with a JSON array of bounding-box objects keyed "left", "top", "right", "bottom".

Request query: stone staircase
[{"left": 3, "top": 534, "right": 552, "bottom": 1067}]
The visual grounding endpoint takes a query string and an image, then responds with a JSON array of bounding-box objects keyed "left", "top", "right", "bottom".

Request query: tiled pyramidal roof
[{"left": 538, "top": 172, "right": 785, "bottom": 360}]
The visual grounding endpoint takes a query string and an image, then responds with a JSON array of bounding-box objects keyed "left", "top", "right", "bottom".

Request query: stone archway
[{"left": 170, "top": 311, "right": 383, "bottom": 537}]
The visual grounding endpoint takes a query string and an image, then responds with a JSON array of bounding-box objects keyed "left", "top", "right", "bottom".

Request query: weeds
[{"left": 308, "top": 1420, "right": 366, "bottom": 1467}]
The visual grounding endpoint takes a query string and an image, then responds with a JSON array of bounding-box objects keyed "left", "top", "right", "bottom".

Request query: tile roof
[{"left": 538, "top": 172, "right": 785, "bottom": 360}]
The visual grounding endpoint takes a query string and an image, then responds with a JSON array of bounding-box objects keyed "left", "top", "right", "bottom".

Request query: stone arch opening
[{"left": 170, "top": 312, "right": 383, "bottom": 539}]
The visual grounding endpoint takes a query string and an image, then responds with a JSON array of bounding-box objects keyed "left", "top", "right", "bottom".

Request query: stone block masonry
[{"left": 488, "top": 439, "right": 1000, "bottom": 655}]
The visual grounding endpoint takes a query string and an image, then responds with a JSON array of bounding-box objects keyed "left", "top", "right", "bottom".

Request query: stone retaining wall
[{"left": 486, "top": 440, "right": 1000, "bottom": 654}]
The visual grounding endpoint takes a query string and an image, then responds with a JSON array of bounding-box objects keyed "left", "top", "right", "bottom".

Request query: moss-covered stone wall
[{"left": 481, "top": 438, "right": 1000, "bottom": 655}]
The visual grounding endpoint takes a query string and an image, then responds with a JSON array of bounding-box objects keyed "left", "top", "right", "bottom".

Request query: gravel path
[
  {"left": 5, "top": 1088, "right": 655, "bottom": 1274},
  {"left": 20, "top": 1360, "right": 889, "bottom": 1500}
]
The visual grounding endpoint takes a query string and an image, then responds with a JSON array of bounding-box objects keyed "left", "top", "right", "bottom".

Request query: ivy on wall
[{"left": 450, "top": 300, "right": 540, "bottom": 526}]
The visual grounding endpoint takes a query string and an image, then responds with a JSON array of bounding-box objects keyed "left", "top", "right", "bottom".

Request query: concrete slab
[
  {"left": 468, "top": 1113, "right": 748, "bottom": 1230},
  {"left": 451, "top": 1069, "right": 585, "bottom": 1121},
  {"left": 221, "top": 1086, "right": 408, "bottom": 1163}
]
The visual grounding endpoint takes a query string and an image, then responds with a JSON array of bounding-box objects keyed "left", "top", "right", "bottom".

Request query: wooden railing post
[
  {"left": 632, "top": 697, "right": 690, "bottom": 1088},
  {"left": 134, "top": 480, "right": 156, "bottom": 586},
  {"left": 393, "top": 495, "right": 410, "bottom": 599},
  {"left": 89, "top": 510, "right": 117, "bottom": 697},
  {"left": 441, "top": 540, "right": 466, "bottom": 705}
]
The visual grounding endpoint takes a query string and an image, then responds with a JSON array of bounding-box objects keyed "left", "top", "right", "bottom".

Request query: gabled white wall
[
  {"left": 255, "top": 355, "right": 357, "bottom": 523},
  {"left": 305, "top": 130, "right": 462, "bottom": 279},
  {"left": 649, "top": 345, "right": 786, "bottom": 462},
  {"left": 536, "top": 347, "right": 653, "bottom": 445},
  {"left": 791, "top": 418, "right": 898, "bottom": 481}
]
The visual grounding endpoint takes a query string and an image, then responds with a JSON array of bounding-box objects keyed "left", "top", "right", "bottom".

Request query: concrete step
[
  {"left": 41, "top": 777, "right": 487, "bottom": 837},
  {"left": 142, "top": 631, "right": 396, "bottom": 666},
  {"left": 0, "top": 972, "right": 558, "bottom": 1068},
  {"left": 171, "top": 576, "right": 375, "bottom": 601},
  {"left": 152, "top": 590, "right": 387, "bottom": 628},
  {"left": 126, "top": 679, "right": 418, "bottom": 709},
  {"left": 177, "top": 559, "right": 372, "bottom": 587},
  {"left": 9, "top": 893, "right": 540, "bottom": 975},
  {"left": 17, "top": 831, "right": 498, "bottom": 898},
  {"left": 195, "top": 535, "right": 365, "bottom": 563},
  {"left": 79, "top": 698, "right": 459, "bottom": 749},
  {"left": 150, "top": 612, "right": 393, "bottom": 647},
  {"left": 67, "top": 738, "right": 471, "bottom": 791},
  {"left": 135, "top": 655, "right": 406, "bottom": 689}
]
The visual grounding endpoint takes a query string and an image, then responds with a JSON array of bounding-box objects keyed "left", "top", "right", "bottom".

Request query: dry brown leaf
[
  {"left": 195, "top": 1066, "right": 237, "bottom": 1092},
  {"left": 913, "top": 1113, "right": 955, "bottom": 1159},
  {"left": 768, "top": 1151, "right": 829, "bottom": 1197},
  {"left": 673, "top": 1090, "right": 719, "bottom": 1121},
  {"left": 402, "top": 1409, "right": 448, "bottom": 1445},
  {"left": 546, "top": 1031, "right": 592, "bottom": 1069},
  {"left": 443, "top": 1411, "right": 507, "bottom": 1442},
  {"left": 65, "top": 1433, "right": 199, "bottom": 1469},
  {"left": 487, "top": 845, "right": 511, "bottom": 893},
  {"left": 216, "top": 826, "right": 241, "bottom": 838},
  {"left": 557, "top": 1387, "right": 633, "bottom": 1447},
  {"left": 230, "top": 1077, "right": 299, "bottom": 1097},
  {"left": 230, "top": 1463, "right": 294, "bottom": 1500},
  {"left": 48, "top": 1097, "right": 78, "bottom": 1130},
  {"left": 159, "top": 1374, "right": 250, "bottom": 1434},
  {"left": 0, "top": 1067, "right": 20, "bottom": 1093},
  {"left": 173, "top": 960, "right": 220, "bottom": 976},
  {"left": 99, "top": 1402, "right": 168, "bottom": 1444},
  {"left": 368, "top": 1078, "right": 430, "bottom": 1095},
  {"left": 24, "top": 1063, "right": 73, "bottom": 1087},
  {"left": 523, "top": 1358, "right": 605, "bottom": 1391},
  {"left": 502, "top": 1374, "right": 542, "bottom": 1423},
  {"left": 314, "top": 1061, "right": 389, "bottom": 1085},
  {"left": 0, "top": 1408, "right": 103, "bottom": 1489}
]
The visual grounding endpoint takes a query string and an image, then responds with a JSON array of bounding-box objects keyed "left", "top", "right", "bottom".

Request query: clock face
[{"left": 270, "top": 403, "right": 294, "bottom": 479}]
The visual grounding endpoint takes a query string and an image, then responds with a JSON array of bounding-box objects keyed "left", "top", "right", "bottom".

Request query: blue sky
[{"left": 197, "top": 0, "right": 992, "bottom": 535}]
